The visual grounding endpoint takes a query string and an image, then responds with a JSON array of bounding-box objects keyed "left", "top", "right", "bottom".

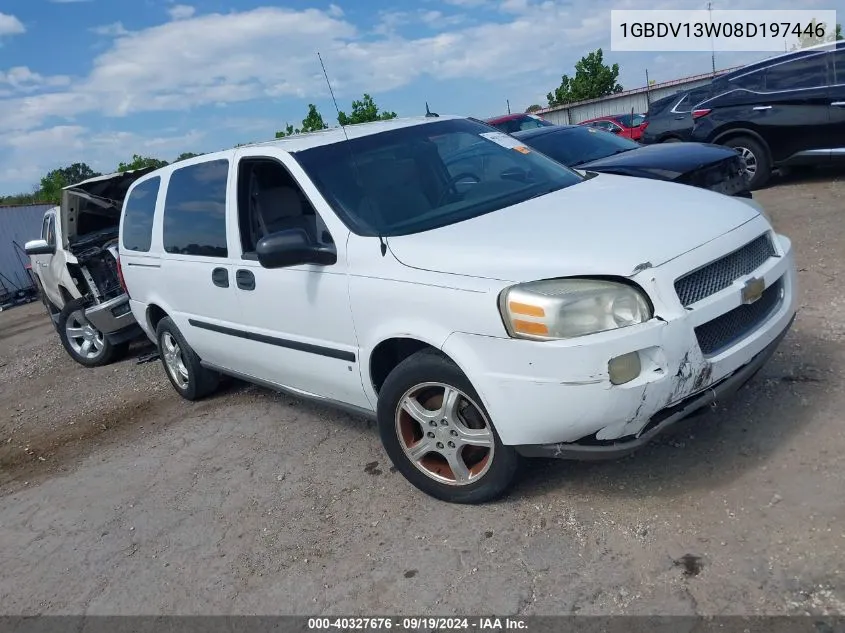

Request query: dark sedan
[{"left": 512, "top": 125, "right": 751, "bottom": 198}]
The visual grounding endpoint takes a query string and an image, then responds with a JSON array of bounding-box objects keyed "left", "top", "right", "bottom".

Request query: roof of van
[{"left": 245, "top": 115, "right": 464, "bottom": 153}]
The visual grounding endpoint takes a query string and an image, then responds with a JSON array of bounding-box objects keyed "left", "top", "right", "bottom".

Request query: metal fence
[
  {"left": 537, "top": 67, "right": 742, "bottom": 125},
  {"left": 0, "top": 203, "right": 52, "bottom": 306}
]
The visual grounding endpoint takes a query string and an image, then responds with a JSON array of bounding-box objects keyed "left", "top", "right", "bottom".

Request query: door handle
[
  {"left": 752, "top": 106, "right": 772, "bottom": 111},
  {"left": 832, "top": 102, "right": 845, "bottom": 107},
  {"left": 211, "top": 267, "right": 229, "bottom": 288},
  {"left": 674, "top": 115, "right": 686, "bottom": 120},
  {"left": 236, "top": 269, "right": 255, "bottom": 291}
]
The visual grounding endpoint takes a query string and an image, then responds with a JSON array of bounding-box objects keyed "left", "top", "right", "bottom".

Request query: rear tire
[
  {"left": 57, "top": 298, "right": 128, "bottom": 367},
  {"left": 722, "top": 135, "right": 771, "bottom": 190},
  {"left": 155, "top": 316, "right": 220, "bottom": 401},
  {"left": 376, "top": 349, "right": 520, "bottom": 504},
  {"left": 661, "top": 136, "right": 682, "bottom": 143}
]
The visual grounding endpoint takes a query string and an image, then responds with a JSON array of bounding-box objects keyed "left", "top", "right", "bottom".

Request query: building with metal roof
[
  {"left": 0, "top": 203, "right": 53, "bottom": 307},
  {"left": 537, "top": 66, "right": 743, "bottom": 125}
]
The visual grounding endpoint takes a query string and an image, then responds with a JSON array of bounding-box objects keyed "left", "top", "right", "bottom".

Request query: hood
[
  {"left": 62, "top": 167, "right": 158, "bottom": 243},
  {"left": 387, "top": 173, "right": 760, "bottom": 282},
  {"left": 579, "top": 142, "right": 738, "bottom": 177},
  {"left": 65, "top": 167, "right": 158, "bottom": 203}
]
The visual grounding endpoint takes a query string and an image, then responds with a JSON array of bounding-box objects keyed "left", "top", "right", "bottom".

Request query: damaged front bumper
[
  {"left": 84, "top": 293, "right": 142, "bottom": 344},
  {"left": 516, "top": 313, "right": 794, "bottom": 460},
  {"left": 441, "top": 226, "right": 796, "bottom": 452}
]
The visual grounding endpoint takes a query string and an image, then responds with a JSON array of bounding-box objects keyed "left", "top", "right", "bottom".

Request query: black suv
[
  {"left": 641, "top": 85, "right": 715, "bottom": 144},
  {"left": 689, "top": 42, "right": 845, "bottom": 189}
]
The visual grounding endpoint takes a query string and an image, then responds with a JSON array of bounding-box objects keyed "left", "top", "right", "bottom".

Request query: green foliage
[
  {"left": 275, "top": 103, "right": 330, "bottom": 138},
  {"left": 117, "top": 154, "right": 169, "bottom": 173},
  {"left": 525, "top": 104, "right": 542, "bottom": 113},
  {"left": 546, "top": 49, "right": 623, "bottom": 107},
  {"left": 301, "top": 104, "right": 329, "bottom": 132},
  {"left": 337, "top": 94, "right": 397, "bottom": 126},
  {"left": 38, "top": 171, "right": 67, "bottom": 204},
  {"left": 837, "top": 23, "right": 842, "bottom": 40},
  {"left": 175, "top": 152, "right": 202, "bottom": 162}
]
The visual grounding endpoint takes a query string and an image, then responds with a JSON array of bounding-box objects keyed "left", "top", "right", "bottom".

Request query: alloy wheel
[{"left": 394, "top": 382, "right": 495, "bottom": 485}]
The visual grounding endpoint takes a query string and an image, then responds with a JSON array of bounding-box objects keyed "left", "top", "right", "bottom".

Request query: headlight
[{"left": 498, "top": 278, "right": 652, "bottom": 341}]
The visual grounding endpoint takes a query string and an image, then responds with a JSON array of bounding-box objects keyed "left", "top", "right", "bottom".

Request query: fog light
[{"left": 608, "top": 352, "right": 641, "bottom": 385}]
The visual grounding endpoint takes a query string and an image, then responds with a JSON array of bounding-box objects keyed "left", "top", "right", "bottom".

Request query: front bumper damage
[
  {"left": 84, "top": 294, "right": 142, "bottom": 344},
  {"left": 441, "top": 224, "right": 796, "bottom": 453},
  {"left": 516, "top": 313, "right": 794, "bottom": 460}
]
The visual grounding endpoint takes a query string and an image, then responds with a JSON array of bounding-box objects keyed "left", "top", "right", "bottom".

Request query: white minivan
[{"left": 119, "top": 116, "right": 796, "bottom": 503}]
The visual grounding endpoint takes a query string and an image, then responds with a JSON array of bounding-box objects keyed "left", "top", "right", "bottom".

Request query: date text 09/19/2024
[{"left": 306, "top": 617, "right": 528, "bottom": 630}]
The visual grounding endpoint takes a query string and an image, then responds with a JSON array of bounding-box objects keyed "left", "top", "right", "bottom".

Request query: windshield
[
  {"left": 616, "top": 113, "right": 645, "bottom": 127},
  {"left": 518, "top": 127, "right": 641, "bottom": 167},
  {"left": 293, "top": 118, "right": 583, "bottom": 237}
]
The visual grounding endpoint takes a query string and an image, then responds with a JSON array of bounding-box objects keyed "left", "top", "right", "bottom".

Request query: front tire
[
  {"left": 722, "top": 135, "right": 771, "bottom": 190},
  {"left": 155, "top": 316, "right": 219, "bottom": 401},
  {"left": 377, "top": 349, "right": 520, "bottom": 504},
  {"left": 57, "top": 298, "right": 128, "bottom": 367}
]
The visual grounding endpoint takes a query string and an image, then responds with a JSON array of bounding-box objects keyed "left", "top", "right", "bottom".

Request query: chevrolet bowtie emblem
[{"left": 741, "top": 277, "right": 766, "bottom": 304}]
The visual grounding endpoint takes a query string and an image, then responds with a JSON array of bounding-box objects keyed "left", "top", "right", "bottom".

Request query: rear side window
[
  {"left": 122, "top": 177, "right": 160, "bottom": 252},
  {"left": 163, "top": 160, "right": 229, "bottom": 257},
  {"left": 764, "top": 53, "right": 827, "bottom": 91}
]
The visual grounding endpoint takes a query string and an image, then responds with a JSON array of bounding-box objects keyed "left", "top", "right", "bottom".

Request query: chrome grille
[
  {"left": 675, "top": 233, "right": 776, "bottom": 307},
  {"left": 695, "top": 278, "right": 783, "bottom": 356}
]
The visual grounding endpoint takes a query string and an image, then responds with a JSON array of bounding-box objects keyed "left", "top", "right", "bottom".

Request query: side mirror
[
  {"left": 24, "top": 239, "right": 55, "bottom": 256},
  {"left": 256, "top": 228, "right": 337, "bottom": 269}
]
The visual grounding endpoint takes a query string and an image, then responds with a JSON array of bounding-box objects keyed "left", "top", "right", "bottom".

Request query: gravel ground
[{"left": 0, "top": 170, "right": 843, "bottom": 615}]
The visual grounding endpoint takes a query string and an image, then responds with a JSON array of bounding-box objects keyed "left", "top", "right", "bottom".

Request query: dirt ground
[{"left": 1, "top": 170, "right": 844, "bottom": 616}]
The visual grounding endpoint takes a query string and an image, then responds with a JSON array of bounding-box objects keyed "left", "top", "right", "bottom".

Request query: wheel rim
[
  {"left": 161, "top": 332, "right": 189, "bottom": 389},
  {"left": 65, "top": 311, "right": 105, "bottom": 359},
  {"left": 735, "top": 146, "right": 757, "bottom": 177},
  {"left": 395, "top": 382, "right": 495, "bottom": 486}
]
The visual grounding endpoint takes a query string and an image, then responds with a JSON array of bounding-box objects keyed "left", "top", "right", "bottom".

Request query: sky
[{"left": 0, "top": 0, "right": 826, "bottom": 195}]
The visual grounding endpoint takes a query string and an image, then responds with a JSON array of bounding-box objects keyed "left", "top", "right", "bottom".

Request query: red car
[
  {"left": 579, "top": 113, "right": 647, "bottom": 141},
  {"left": 484, "top": 113, "right": 554, "bottom": 134}
]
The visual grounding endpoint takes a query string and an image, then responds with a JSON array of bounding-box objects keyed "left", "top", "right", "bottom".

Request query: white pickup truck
[{"left": 25, "top": 170, "right": 152, "bottom": 366}]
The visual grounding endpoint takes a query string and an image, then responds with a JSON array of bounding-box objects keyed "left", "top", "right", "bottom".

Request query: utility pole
[
  {"left": 645, "top": 69, "right": 651, "bottom": 106},
  {"left": 506, "top": 99, "right": 511, "bottom": 114},
  {"left": 708, "top": 2, "right": 716, "bottom": 76}
]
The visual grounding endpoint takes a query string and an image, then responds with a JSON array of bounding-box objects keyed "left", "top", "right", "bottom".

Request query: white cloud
[
  {"left": 91, "top": 22, "right": 130, "bottom": 37},
  {"left": 0, "top": 0, "right": 829, "bottom": 190},
  {"left": 0, "top": 12, "right": 25, "bottom": 37},
  {"left": 0, "top": 125, "right": 206, "bottom": 189},
  {"left": 168, "top": 5, "right": 196, "bottom": 21},
  {"left": 0, "top": 67, "right": 71, "bottom": 92}
]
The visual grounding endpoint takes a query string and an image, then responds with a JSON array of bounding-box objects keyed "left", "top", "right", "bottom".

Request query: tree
[
  {"left": 337, "top": 94, "right": 397, "bottom": 125},
  {"left": 275, "top": 124, "right": 299, "bottom": 139},
  {"left": 546, "top": 49, "right": 623, "bottom": 107},
  {"left": 38, "top": 171, "right": 66, "bottom": 204},
  {"left": 525, "top": 104, "right": 542, "bottom": 113},
  {"left": 117, "top": 154, "right": 169, "bottom": 173},
  {"left": 175, "top": 152, "right": 202, "bottom": 162},
  {"left": 794, "top": 19, "right": 839, "bottom": 49},
  {"left": 300, "top": 104, "right": 328, "bottom": 133},
  {"left": 275, "top": 103, "right": 329, "bottom": 138}
]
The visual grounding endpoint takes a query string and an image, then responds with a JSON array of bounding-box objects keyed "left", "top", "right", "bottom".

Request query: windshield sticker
[
  {"left": 480, "top": 132, "right": 532, "bottom": 154},
  {"left": 480, "top": 131, "right": 523, "bottom": 148}
]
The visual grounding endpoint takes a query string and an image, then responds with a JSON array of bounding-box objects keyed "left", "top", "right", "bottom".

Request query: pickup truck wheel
[
  {"left": 57, "top": 299, "right": 127, "bottom": 367},
  {"left": 377, "top": 349, "right": 520, "bottom": 504},
  {"left": 722, "top": 136, "right": 771, "bottom": 190},
  {"left": 155, "top": 317, "right": 219, "bottom": 400}
]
